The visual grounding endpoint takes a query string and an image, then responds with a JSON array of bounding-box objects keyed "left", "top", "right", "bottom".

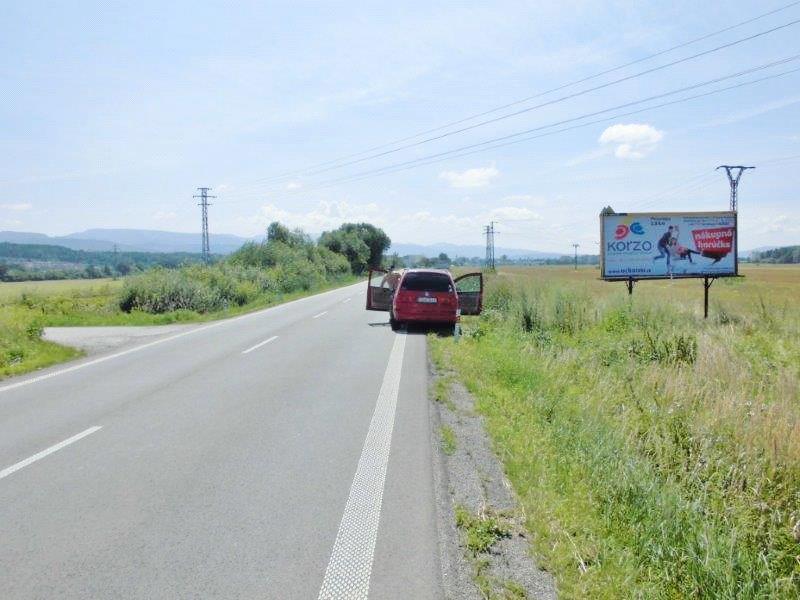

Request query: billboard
[{"left": 600, "top": 211, "right": 737, "bottom": 279}]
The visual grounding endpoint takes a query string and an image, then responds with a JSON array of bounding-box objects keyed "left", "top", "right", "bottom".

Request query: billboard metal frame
[{"left": 599, "top": 210, "right": 741, "bottom": 318}]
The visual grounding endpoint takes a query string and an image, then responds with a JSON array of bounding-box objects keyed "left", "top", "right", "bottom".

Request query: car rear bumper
[{"left": 393, "top": 306, "right": 458, "bottom": 323}]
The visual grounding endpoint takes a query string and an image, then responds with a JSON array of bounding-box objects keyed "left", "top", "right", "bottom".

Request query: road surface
[{"left": 0, "top": 283, "right": 443, "bottom": 599}]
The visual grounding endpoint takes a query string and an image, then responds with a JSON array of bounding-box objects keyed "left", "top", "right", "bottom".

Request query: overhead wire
[
  {"left": 239, "top": 1, "right": 800, "bottom": 187},
  {"left": 279, "top": 62, "right": 800, "bottom": 194},
  {"left": 217, "top": 57, "right": 800, "bottom": 207}
]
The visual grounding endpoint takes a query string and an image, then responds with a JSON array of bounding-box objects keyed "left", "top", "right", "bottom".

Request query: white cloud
[
  {"left": 152, "top": 210, "right": 177, "bottom": 221},
  {"left": 489, "top": 206, "right": 541, "bottom": 222},
  {"left": 398, "top": 205, "right": 540, "bottom": 232},
  {"left": 244, "top": 200, "right": 385, "bottom": 233},
  {"left": 501, "top": 194, "right": 547, "bottom": 208},
  {"left": 599, "top": 123, "right": 663, "bottom": 160},
  {"left": 286, "top": 181, "right": 303, "bottom": 190},
  {"left": 439, "top": 166, "right": 499, "bottom": 188},
  {"left": 1, "top": 203, "right": 32, "bottom": 211},
  {"left": 750, "top": 214, "right": 800, "bottom": 236}
]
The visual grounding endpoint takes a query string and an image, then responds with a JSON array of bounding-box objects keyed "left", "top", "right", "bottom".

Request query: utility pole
[
  {"left": 572, "top": 243, "right": 580, "bottom": 270},
  {"left": 484, "top": 222, "right": 496, "bottom": 271},
  {"left": 193, "top": 187, "right": 216, "bottom": 263},
  {"left": 716, "top": 165, "right": 754, "bottom": 211}
]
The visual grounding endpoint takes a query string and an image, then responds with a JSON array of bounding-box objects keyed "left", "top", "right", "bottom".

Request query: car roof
[{"left": 402, "top": 268, "right": 452, "bottom": 276}]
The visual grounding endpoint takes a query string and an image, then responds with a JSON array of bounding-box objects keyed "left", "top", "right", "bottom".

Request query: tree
[
  {"left": 319, "top": 223, "right": 391, "bottom": 273},
  {"left": 266, "top": 222, "right": 292, "bottom": 244},
  {"left": 319, "top": 229, "right": 370, "bottom": 273}
]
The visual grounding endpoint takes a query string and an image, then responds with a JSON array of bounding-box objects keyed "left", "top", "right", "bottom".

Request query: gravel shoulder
[
  {"left": 43, "top": 325, "right": 196, "bottom": 355},
  {"left": 429, "top": 353, "right": 557, "bottom": 599}
]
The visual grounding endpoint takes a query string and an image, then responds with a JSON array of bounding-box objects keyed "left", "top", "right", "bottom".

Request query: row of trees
[
  {"left": 0, "top": 223, "right": 393, "bottom": 282},
  {"left": 749, "top": 245, "right": 800, "bottom": 264},
  {"left": 0, "top": 242, "right": 207, "bottom": 281},
  {"left": 118, "top": 221, "right": 391, "bottom": 314},
  {"left": 229, "top": 222, "right": 391, "bottom": 275}
]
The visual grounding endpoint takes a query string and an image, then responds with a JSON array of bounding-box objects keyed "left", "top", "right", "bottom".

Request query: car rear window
[{"left": 400, "top": 272, "right": 452, "bottom": 292}]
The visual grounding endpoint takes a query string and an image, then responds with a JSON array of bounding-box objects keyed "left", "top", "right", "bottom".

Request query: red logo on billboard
[
  {"left": 692, "top": 227, "right": 734, "bottom": 261},
  {"left": 614, "top": 224, "right": 629, "bottom": 239}
]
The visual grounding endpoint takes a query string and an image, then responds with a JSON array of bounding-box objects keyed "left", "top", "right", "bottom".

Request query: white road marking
[
  {"left": 0, "top": 426, "right": 102, "bottom": 481},
  {"left": 318, "top": 333, "right": 406, "bottom": 600},
  {"left": 0, "top": 282, "right": 365, "bottom": 395},
  {"left": 342, "top": 298, "right": 351, "bottom": 304},
  {"left": 312, "top": 311, "right": 328, "bottom": 319},
  {"left": 241, "top": 335, "right": 278, "bottom": 354}
]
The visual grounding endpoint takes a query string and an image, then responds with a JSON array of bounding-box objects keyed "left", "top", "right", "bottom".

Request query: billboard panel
[{"left": 601, "top": 212, "right": 737, "bottom": 279}]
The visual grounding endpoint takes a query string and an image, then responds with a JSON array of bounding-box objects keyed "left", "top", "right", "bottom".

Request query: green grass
[
  {"left": 455, "top": 505, "right": 512, "bottom": 554},
  {"left": 0, "top": 275, "right": 359, "bottom": 380},
  {"left": 440, "top": 425, "right": 457, "bottom": 455},
  {"left": 455, "top": 505, "right": 523, "bottom": 598},
  {"left": 433, "top": 265, "right": 800, "bottom": 599}
]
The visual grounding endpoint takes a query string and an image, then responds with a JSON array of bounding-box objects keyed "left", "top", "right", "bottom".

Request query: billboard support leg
[
  {"left": 626, "top": 278, "right": 635, "bottom": 296},
  {"left": 703, "top": 276, "right": 715, "bottom": 319}
]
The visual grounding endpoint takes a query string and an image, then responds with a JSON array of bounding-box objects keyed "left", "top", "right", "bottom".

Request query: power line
[
  {"left": 484, "top": 222, "right": 497, "bottom": 270},
  {"left": 193, "top": 187, "right": 216, "bottom": 263},
  {"left": 217, "top": 58, "right": 800, "bottom": 208},
  {"left": 289, "top": 62, "right": 800, "bottom": 193},
  {"left": 241, "top": 1, "right": 800, "bottom": 187},
  {"left": 716, "top": 165, "right": 755, "bottom": 210}
]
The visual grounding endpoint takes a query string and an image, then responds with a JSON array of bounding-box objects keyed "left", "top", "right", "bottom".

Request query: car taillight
[{"left": 396, "top": 291, "right": 414, "bottom": 303}]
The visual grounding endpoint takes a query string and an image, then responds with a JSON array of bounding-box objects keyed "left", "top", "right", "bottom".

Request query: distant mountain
[
  {"left": 389, "top": 242, "right": 561, "bottom": 259},
  {"left": 0, "top": 229, "right": 260, "bottom": 254}
]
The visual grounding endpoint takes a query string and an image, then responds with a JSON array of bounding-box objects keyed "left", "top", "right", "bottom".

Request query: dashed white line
[
  {"left": 241, "top": 335, "right": 279, "bottom": 354},
  {"left": 312, "top": 311, "right": 328, "bottom": 319},
  {"left": 0, "top": 426, "right": 102, "bottom": 481},
  {"left": 318, "top": 332, "right": 406, "bottom": 599},
  {"left": 342, "top": 298, "right": 352, "bottom": 304}
]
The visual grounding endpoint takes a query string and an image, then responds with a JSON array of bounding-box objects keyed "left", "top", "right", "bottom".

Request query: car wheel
[{"left": 390, "top": 312, "right": 400, "bottom": 331}]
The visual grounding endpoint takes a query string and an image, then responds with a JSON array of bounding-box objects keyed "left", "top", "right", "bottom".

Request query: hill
[
  {"left": 0, "top": 229, "right": 259, "bottom": 254},
  {"left": 389, "top": 242, "right": 560, "bottom": 259}
]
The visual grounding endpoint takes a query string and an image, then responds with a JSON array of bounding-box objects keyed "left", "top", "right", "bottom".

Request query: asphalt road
[{"left": 0, "top": 283, "right": 442, "bottom": 599}]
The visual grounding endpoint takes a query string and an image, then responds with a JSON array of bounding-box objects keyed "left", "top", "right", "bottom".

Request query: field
[
  {"left": 431, "top": 264, "right": 800, "bottom": 598},
  {"left": 0, "top": 277, "right": 122, "bottom": 301}
]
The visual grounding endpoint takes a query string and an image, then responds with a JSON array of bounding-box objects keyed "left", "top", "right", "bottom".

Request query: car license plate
[{"left": 417, "top": 297, "right": 437, "bottom": 303}]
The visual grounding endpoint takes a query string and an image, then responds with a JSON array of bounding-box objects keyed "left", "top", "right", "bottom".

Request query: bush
[{"left": 119, "top": 269, "right": 223, "bottom": 313}]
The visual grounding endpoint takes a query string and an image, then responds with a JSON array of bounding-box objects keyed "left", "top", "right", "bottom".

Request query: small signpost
[{"left": 599, "top": 209, "right": 740, "bottom": 318}]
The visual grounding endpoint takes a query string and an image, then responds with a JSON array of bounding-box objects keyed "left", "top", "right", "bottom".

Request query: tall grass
[{"left": 432, "top": 266, "right": 800, "bottom": 598}]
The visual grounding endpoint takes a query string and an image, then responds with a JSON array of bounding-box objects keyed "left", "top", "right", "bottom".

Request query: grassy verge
[
  {"left": 431, "top": 265, "right": 800, "bottom": 598},
  {"left": 0, "top": 275, "right": 359, "bottom": 379}
]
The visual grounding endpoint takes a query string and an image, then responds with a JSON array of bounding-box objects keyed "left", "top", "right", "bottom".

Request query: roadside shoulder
[{"left": 429, "top": 350, "right": 557, "bottom": 599}]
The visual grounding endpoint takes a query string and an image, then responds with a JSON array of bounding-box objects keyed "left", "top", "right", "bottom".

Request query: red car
[{"left": 366, "top": 268, "right": 483, "bottom": 331}]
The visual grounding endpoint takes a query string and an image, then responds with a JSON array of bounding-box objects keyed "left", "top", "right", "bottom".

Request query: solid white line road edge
[
  {"left": 0, "top": 281, "right": 364, "bottom": 395},
  {"left": 0, "top": 426, "right": 102, "bottom": 481},
  {"left": 242, "top": 335, "right": 278, "bottom": 354},
  {"left": 312, "top": 311, "right": 328, "bottom": 319},
  {"left": 318, "top": 332, "right": 407, "bottom": 600}
]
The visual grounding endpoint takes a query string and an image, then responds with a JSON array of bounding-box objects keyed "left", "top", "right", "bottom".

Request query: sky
[{"left": 1, "top": 0, "right": 799, "bottom": 253}]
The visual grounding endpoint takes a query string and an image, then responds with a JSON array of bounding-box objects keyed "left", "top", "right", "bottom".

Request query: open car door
[
  {"left": 454, "top": 272, "right": 483, "bottom": 315},
  {"left": 366, "top": 268, "right": 393, "bottom": 311}
]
